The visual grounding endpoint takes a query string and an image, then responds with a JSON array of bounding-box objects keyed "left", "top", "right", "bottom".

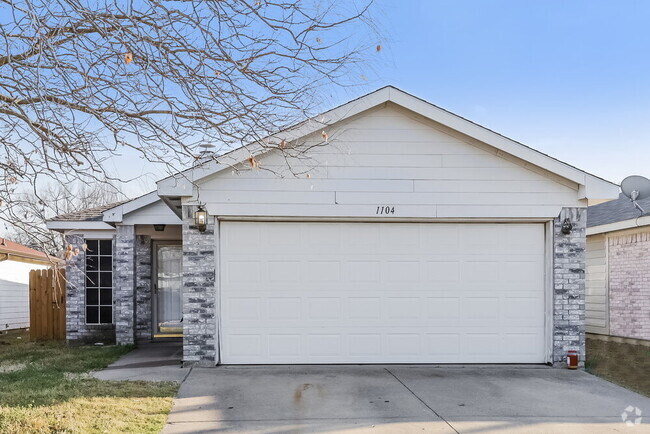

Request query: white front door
[
  {"left": 219, "top": 221, "right": 546, "bottom": 364},
  {"left": 154, "top": 243, "right": 183, "bottom": 336}
]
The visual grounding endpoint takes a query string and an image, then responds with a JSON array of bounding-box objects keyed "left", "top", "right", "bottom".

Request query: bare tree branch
[{"left": 0, "top": 0, "right": 378, "bottom": 250}]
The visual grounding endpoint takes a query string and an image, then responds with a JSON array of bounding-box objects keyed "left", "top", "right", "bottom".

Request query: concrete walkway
[
  {"left": 163, "top": 365, "right": 650, "bottom": 433},
  {"left": 92, "top": 341, "right": 189, "bottom": 383}
]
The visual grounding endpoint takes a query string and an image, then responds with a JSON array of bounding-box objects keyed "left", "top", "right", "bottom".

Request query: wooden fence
[{"left": 29, "top": 268, "right": 66, "bottom": 340}]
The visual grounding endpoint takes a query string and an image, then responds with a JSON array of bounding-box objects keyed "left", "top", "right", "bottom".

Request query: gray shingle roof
[
  {"left": 587, "top": 193, "right": 650, "bottom": 228},
  {"left": 50, "top": 200, "right": 129, "bottom": 222}
]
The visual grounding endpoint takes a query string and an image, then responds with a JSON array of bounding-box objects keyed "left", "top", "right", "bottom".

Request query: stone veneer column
[
  {"left": 65, "top": 234, "right": 85, "bottom": 342},
  {"left": 114, "top": 225, "right": 136, "bottom": 345},
  {"left": 135, "top": 235, "right": 152, "bottom": 341},
  {"left": 553, "top": 207, "right": 587, "bottom": 366},
  {"left": 182, "top": 205, "right": 217, "bottom": 366}
]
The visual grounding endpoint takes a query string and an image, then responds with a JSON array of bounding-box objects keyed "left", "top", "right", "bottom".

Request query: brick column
[
  {"left": 608, "top": 232, "right": 650, "bottom": 340},
  {"left": 65, "top": 234, "right": 85, "bottom": 343},
  {"left": 135, "top": 235, "right": 152, "bottom": 341},
  {"left": 114, "top": 225, "right": 136, "bottom": 345},
  {"left": 182, "top": 205, "right": 217, "bottom": 366},
  {"left": 553, "top": 207, "right": 587, "bottom": 366}
]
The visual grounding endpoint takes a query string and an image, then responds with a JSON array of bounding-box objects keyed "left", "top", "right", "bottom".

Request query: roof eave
[
  {"left": 102, "top": 191, "right": 160, "bottom": 223},
  {"left": 46, "top": 221, "right": 116, "bottom": 232},
  {"left": 587, "top": 216, "right": 650, "bottom": 235},
  {"left": 156, "top": 85, "right": 619, "bottom": 199}
]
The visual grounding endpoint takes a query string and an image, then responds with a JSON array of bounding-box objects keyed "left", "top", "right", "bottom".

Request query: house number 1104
[{"left": 376, "top": 206, "right": 395, "bottom": 215}]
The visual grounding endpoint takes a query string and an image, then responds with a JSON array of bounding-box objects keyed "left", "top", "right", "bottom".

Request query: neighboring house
[
  {"left": 0, "top": 239, "right": 55, "bottom": 331},
  {"left": 47, "top": 86, "right": 620, "bottom": 366},
  {"left": 586, "top": 193, "right": 650, "bottom": 341}
]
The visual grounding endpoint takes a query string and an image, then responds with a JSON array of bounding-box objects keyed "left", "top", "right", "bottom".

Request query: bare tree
[
  {"left": 0, "top": 0, "right": 378, "bottom": 246},
  {"left": 2, "top": 181, "right": 123, "bottom": 254}
]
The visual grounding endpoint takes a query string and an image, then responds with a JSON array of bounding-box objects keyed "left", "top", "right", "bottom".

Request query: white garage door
[{"left": 220, "top": 221, "right": 546, "bottom": 364}]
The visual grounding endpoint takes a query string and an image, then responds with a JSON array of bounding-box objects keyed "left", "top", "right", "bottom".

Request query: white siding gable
[
  {"left": 121, "top": 199, "right": 182, "bottom": 225},
  {"left": 197, "top": 103, "right": 583, "bottom": 219}
]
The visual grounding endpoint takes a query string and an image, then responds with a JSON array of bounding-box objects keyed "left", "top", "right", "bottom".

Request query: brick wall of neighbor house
[
  {"left": 608, "top": 232, "right": 650, "bottom": 340},
  {"left": 135, "top": 235, "right": 152, "bottom": 341},
  {"left": 182, "top": 206, "right": 217, "bottom": 366},
  {"left": 553, "top": 207, "right": 587, "bottom": 367},
  {"left": 65, "top": 234, "right": 115, "bottom": 344},
  {"left": 114, "top": 225, "right": 136, "bottom": 345}
]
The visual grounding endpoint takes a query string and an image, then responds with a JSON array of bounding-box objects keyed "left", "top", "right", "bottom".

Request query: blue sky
[
  {"left": 116, "top": 0, "right": 650, "bottom": 196},
  {"left": 369, "top": 0, "right": 650, "bottom": 185}
]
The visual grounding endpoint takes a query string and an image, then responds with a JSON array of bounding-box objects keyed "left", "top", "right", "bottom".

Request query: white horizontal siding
[
  {"left": 0, "top": 261, "right": 48, "bottom": 331},
  {"left": 586, "top": 234, "right": 609, "bottom": 334},
  {"left": 0, "top": 278, "right": 30, "bottom": 330},
  {"left": 0, "top": 261, "right": 47, "bottom": 284},
  {"left": 198, "top": 104, "right": 582, "bottom": 219},
  {"left": 122, "top": 200, "right": 182, "bottom": 225}
]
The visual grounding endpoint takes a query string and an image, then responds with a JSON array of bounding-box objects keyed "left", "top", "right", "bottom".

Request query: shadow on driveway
[
  {"left": 164, "top": 365, "right": 650, "bottom": 433},
  {"left": 92, "top": 341, "right": 189, "bottom": 383}
]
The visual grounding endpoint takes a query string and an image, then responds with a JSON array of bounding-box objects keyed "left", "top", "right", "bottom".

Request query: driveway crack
[{"left": 384, "top": 367, "right": 459, "bottom": 434}]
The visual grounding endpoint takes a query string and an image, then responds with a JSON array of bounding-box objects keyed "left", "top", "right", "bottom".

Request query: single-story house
[
  {"left": 47, "top": 86, "right": 620, "bottom": 366},
  {"left": 0, "top": 238, "right": 56, "bottom": 331},
  {"left": 586, "top": 193, "right": 650, "bottom": 341}
]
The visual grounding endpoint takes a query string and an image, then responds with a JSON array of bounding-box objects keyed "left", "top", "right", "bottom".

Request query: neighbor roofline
[
  {"left": 0, "top": 243, "right": 62, "bottom": 265},
  {"left": 587, "top": 216, "right": 650, "bottom": 235},
  {"left": 156, "top": 85, "right": 619, "bottom": 200}
]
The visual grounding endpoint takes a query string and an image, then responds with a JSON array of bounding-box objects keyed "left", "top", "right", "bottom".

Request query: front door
[{"left": 154, "top": 243, "right": 183, "bottom": 338}]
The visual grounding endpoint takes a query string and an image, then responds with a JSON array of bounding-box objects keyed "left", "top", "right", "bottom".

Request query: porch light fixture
[
  {"left": 194, "top": 206, "right": 208, "bottom": 232},
  {"left": 561, "top": 218, "right": 573, "bottom": 235},
  {"left": 153, "top": 224, "right": 166, "bottom": 232}
]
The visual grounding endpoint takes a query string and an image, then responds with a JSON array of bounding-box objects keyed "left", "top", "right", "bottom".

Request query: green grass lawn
[
  {"left": 0, "top": 331, "right": 178, "bottom": 433},
  {"left": 586, "top": 337, "right": 650, "bottom": 397}
]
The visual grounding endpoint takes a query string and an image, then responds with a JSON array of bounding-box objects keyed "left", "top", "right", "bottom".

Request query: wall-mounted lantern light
[
  {"left": 153, "top": 224, "right": 166, "bottom": 232},
  {"left": 194, "top": 206, "right": 207, "bottom": 232},
  {"left": 561, "top": 218, "right": 573, "bottom": 235}
]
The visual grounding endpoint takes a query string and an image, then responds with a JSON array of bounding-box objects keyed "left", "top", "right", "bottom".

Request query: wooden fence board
[{"left": 29, "top": 269, "right": 66, "bottom": 341}]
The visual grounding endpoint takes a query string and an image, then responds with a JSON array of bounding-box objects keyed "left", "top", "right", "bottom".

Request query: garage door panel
[
  {"left": 227, "top": 298, "right": 261, "bottom": 320},
  {"left": 268, "top": 261, "right": 300, "bottom": 282},
  {"left": 424, "top": 261, "right": 461, "bottom": 282},
  {"left": 303, "top": 261, "right": 341, "bottom": 281},
  {"left": 268, "top": 334, "right": 301, "bottom": 356},
  {"left": 266, "top": 224, "right": 301, "bottom": 246},
  {"left": 348, "top": 261, "right": 382, "bottom": 282},
  {"left": 349, "top": 334, "right": 382, "bottom": 356},
  {"left": 425, "top": 297, "right": 461, "bottom": 322},
  {"left": 220, "top": 222, "right": 546, "bottom": 364},
  {"left": 268, "top": 297, "right": 302, "bottom": 320}
]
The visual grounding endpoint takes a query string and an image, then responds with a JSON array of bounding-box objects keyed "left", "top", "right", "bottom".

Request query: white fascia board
[
  {"left": 46, "top": 221, "right": 115, "bottom": 231},
  {"left": 103, "top": 191, "right": 161, "bottom": 223},
  {"left": 579, "top": 175, "right": 621, "bottom": 200},
  {"left": 156, "top": 86, "right": 618, "bottom": 199},
  {"left": 64, "top": 229, "right": 115, "bottom": 239},
  {"left": 387, "top": 88, "right": 615, "bottom": 191},
  {"left": 586, "top": 216, "right": 650, "bottom": 235}
]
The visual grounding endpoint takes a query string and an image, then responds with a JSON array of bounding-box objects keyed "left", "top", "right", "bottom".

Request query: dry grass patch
[
  {"left": 586, "top": 337, "right": 650, "bottom": 397},
  {"left": 0, "top": 333, "right": 178, "bottom": 433}
]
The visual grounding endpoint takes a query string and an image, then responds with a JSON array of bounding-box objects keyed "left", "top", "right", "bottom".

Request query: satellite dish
[{"left": 620, "top": 175, "right": 650, "bottom": 214}]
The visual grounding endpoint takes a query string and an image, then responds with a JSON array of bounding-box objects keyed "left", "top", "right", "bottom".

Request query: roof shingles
[
  {"left": 50, "top": 200, "right": 129, "bottom": 222},
  {"left": 587, "top": 193, "right": 650, "bottom": 228}
]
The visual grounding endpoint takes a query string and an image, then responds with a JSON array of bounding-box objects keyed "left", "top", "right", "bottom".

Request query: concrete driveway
[{"left": 164, "top": 365, "right": 649, "bottom": 433}]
